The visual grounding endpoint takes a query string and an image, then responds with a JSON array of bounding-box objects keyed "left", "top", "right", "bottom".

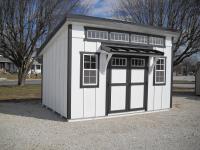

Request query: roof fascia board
[{"left": 66, "top": 15, "right": 180, "bottom": 37}]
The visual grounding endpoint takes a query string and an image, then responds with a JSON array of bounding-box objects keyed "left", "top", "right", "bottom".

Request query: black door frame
[{"left": 106, "top": 55, "right": 149, "bottom": 115}]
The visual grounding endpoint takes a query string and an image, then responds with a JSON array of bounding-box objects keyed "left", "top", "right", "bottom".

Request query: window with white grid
[
  {"left": 111, "top": 57, "right": 127, "bottom": 67},
  {"left": 154, "top": 58, "right": 166, "bottom": 84},
  {"left": 131, "top": 58, "right": 145, "bottom": 67},
  {"left": 149, "top": 36, "right": 164, "bottom": 46},
  {"left": 131, "top": 34, "right": 148, "bottom": 44},
  {"left": 110, "top": 32, "right": 129, "bottom": 42},
  {"left": 82, "top": 54, "right": 98, "bottom": 86},
  {"left": 87, "top": 30, "right": 108, "bottom": 40}
]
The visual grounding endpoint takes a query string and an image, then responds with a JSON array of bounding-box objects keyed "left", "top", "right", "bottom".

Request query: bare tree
[
  {"left": 0, "top": 0, "right": 81, "bottom": 86},
  {"left": 114, "top": 0, "right": 200, "bottom": 66}
]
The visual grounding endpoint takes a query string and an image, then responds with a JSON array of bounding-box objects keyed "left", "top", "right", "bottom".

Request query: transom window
[
  {"left": 131, "top": 58, "right": 145, "bottom": 67},
  {"left": 110, "top": 32, "right": 129, "bottom": 42},
  {"left": 131, "top": 34, "right": 148, "bottom": 44},
  {"left": 85, "top": 28, "right": 165, "bottom": 47},
  {"left": 154, "top": 58, "right": 166, "bottom": 85},
  {"left": 81, "top": 53, "right": 99, "bottom": 87},
  {"left": 149, "top": 36, "right": 164, "bottom": 46},
  {"left": 112, "top": 57, "right": 127, "bottom": 66},
  {"left": 87, "top": 30, "right": 108, "bottom": 40}
]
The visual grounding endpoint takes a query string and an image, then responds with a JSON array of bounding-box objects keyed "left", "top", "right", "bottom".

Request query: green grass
[
  {"left": 0, "top": 85, "right": 41, "bottom": 101},
  {"left": 0, "top": 73, "right": 41, "bottom": 80},
  {"left": 173, "top": 80, "right": 195, "bottom": 84}
]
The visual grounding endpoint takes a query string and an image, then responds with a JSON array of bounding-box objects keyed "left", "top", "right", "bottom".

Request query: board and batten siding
[
  {"left": 42, "top": 23, "right": 68, "bottom": 117},
  {"left": 71, "top": 24, "right": 106, "bottom": 119},
  {"left": 147, "top": 37, "right": 172, "bottom": 111}
]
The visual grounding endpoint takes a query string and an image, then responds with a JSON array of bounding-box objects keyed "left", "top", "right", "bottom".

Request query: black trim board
[
  {"left": 41, "top": 56, "right": 43, "bottom": 103},
  {"left": 170, "top": 38, "right": 174, "bottom": 108},
  {"left": 67, "top": 24, "right": 72, "bottom": 119},
  {"left": 84, "top": 26, "right": 166, "bottom": 48},
  {"left": 79, "top": 52, "right": 100, "bottom": 88},
  {"left": 153, "top": 57, "right": 167, "bottom": 86},
  {"left": 106, "top": 55, "right": 148, "bottom": 114},
  {"left": 38, "top": 14, "right": 179, "bottom": 56}
]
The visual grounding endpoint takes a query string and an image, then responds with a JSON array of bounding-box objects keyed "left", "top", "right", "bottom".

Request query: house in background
[
  {"left": 29, "top": 59, "right": 42, "bottom": 74},
  {"left": 0, "top": 55, "right": 17, "bottom": 73},
  {"left": 39, "top": 14, "right": 179, "bottom": 121},
  {"left": 0, "top": 55, "right": 42, "bottom": 74}
]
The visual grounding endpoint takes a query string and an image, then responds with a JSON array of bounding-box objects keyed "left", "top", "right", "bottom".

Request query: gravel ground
[{"left": 0, "top": 95, "right": 200, "bottom": 150}]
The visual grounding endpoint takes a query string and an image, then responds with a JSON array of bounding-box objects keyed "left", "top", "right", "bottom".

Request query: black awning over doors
[{"left": 101, "top": 44, "right": 164, "bottom": 56}]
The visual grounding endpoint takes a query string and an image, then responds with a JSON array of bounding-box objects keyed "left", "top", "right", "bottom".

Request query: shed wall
[
  {"left": 71, "top": 25, "right": 106, "bottom": 119},
  {"left": 147, "top": 37, "right": 172, "bottom": 111},
  {"left": 42, "top": 24, "right": 68, "bottom": 117},
  {"left": 70, "top": 23, "right": 173, "bottom": 119}
]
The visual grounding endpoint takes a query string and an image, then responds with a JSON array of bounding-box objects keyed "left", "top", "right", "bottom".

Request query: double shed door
[{"left": 107, "top": 56, "right": 148, "bottom": 114}]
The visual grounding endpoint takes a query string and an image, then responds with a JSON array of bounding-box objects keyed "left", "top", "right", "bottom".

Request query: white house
[
  {"left": 29, "top": 60, "right": 42, "bottom": 74},
  {"left": 39, "top": 14, "right": 179, "bottom": 120}
]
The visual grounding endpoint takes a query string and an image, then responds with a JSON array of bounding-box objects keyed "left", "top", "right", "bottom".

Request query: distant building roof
[{"left": 0, "top": 56, "right": 11, "bottom": 63}]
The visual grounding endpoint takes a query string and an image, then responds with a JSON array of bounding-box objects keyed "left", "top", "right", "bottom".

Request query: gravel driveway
[{"left": 0, "top": 94, "right": 200, "bottom": 150}]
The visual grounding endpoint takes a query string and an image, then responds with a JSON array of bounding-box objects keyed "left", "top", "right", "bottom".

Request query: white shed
[
  {"left": 39, "top": 14, "right": 179, "bottom": 120},
  {"left": 196, "top": 62, "right": 200, "bottom": 96}
]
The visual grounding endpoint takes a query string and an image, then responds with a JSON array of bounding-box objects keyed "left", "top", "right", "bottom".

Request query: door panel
[
  {"left": 130, "top": 85, "right": 144, "bottom": 109},
  {"left": 131, "top": 69, "right": 145, "bottom": 83},
  {"left": 107, "top": 56, "right": 148, "bottom": 114},
  {"left": 111, "top": 69, "right": 126, "bottom": 83},
  {"left": 111, "top": 86, "right": 126, "bottom": 111}
]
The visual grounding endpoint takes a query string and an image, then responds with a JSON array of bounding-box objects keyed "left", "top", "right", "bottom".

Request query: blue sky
[{"left": 77, "top": 0, "right": 116, "bottom": 18}]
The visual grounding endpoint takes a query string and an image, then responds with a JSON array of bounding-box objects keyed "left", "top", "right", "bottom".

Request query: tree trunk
[{"left": 17, "top": 69, "right": 27, "bottom": 86}]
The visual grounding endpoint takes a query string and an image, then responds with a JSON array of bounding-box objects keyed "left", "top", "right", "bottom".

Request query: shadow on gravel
[
  {"left": 173, "top": 91, "right": 200, "bottom": 101},
  {"left": 0, "top": 99, "right": 66, "bottom": 122}
]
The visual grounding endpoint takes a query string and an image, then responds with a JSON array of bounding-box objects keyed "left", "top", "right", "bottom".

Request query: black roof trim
[
  {"left": 67, "top": 14, "right": 179, "bottom": 33},
  {"left": 38, "top": 14, "right": 179, "bottom": 55}
]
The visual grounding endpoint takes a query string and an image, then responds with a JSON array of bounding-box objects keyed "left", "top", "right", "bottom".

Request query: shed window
[
  {"left": 81, "top": 53, "right": 99, "bottom": 87},
  {"left": 110, "top": 32, "right": 129, "bottom": 42},
  {"left": 154, "top": 58, "right": 166, "bottom": 85},
  {"left": 87, "top": 30, "right": 108, "bottom": 40},
  {"left": 131, "top": 34, "right": 148, "bottom": 44},
  {"left": 112, "top": 57, "right": 127, "bottom": 67},
  {"left": 131, "top": 58, "right": 145, "bottom": 67},
  {"left": 149, "top": 37, "right": 164, "bottom": 46}
]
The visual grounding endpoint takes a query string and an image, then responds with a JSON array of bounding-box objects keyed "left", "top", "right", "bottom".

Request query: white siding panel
[
  {"left": 42, "top": 24, "right": 68, "bottom": 117},
  {"left": 162, "top": 44, "right": 172, "bottom": 109},
  {"left": 84, "top": 89, "right": 96, "bottom": 117},
  {"left": 154, "top": 86, "right": 162, "bottom": 110},
  {"left": 42, "top": 53, "right": 47, "bottom": 106},
  {"left": 84, "top": 41, "right": 97, "bottom": 52},
  {"left": 147, "top": 57, "right": 154, "bottom": 111},
  {"left": 95, "top": 52, "right": 106, "bottom": 117},
  {"left": 71, "top": 37, "right": 84, "bottom": 119},
  {"left": 72, "top": 25, "right": 85, "bottom": 38},
  {"left": 165, "top": 36, "right": 172, "bottom": 47}
]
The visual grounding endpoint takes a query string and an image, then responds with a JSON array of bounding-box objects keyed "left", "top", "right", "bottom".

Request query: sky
[{"left": 77, "top": 0, "right": 117, "bottom": 18}]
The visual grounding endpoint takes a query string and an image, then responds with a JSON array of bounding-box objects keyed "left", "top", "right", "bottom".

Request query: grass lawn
[
  {"left": 173, "top": 80, "right": 195, "bottom": 84},
  {"left": 0, "top": 73, "right": 41, "bottom": 80},
  {"left": 0, "top": 85, "right": 41, "bottom": 101}
]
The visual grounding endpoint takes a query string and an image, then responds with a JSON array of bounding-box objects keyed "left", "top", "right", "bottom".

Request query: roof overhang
[{"left": 100, "top": 44, "right": 164, "bottom": 57}]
